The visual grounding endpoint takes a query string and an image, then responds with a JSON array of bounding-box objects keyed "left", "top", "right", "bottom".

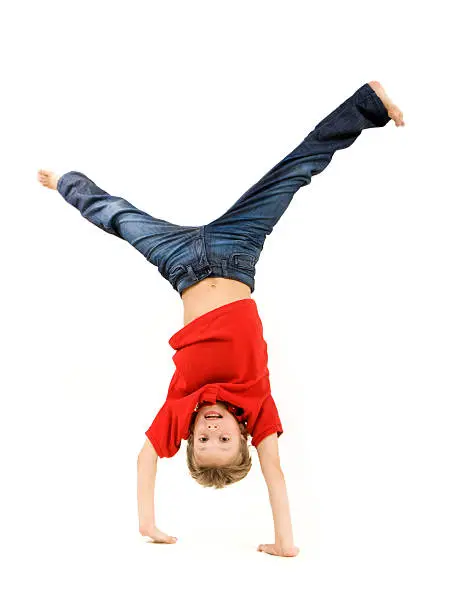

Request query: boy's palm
[
  {"left": 140, "top": 525, "right": 178, "bottom": 544},
  {"left": 257, "top": 543, "right": 300, "bottom": 557}
]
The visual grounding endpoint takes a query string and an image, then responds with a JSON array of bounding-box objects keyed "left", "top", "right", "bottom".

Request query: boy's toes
[
  {"left": 388, "top": 105, "right": 405, "bottom": 126},
  {"left": 37, "top": 169, "right": 60, "bottom": 189}
]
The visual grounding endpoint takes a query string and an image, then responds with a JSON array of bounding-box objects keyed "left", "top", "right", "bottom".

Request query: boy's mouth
[{"left": 204, "top": 410, "right": 222, "bottom": 419}]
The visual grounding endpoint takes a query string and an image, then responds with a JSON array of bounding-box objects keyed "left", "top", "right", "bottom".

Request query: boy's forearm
[
  {"left": 264, "top": 468, "right": 295, "bottom": 546},
  {"left": 137, "top": 455, "right": 158, "bottom": 527}
]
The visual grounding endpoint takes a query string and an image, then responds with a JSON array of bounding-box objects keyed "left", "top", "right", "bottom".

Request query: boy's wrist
[
  {"left": 275, "top": 522, "right": 294, "bottom": 545},
  {"left": 275, "top": 534, "right": 294, "bottom": 549},
  {"left": 139, "top": 517, "right": 155, "bottom": 530}
]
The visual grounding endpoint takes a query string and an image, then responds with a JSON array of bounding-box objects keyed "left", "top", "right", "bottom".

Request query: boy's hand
[
  {"left": 140, "top": 525, "right": 178, "bottom": 544},
  {"left": 257, "top": 543, "right": 300, "bottom": 557}
]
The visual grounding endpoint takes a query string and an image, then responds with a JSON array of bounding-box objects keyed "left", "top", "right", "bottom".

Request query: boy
[{"left": 38, "top": 81, "right": 404, "bottom": 557}]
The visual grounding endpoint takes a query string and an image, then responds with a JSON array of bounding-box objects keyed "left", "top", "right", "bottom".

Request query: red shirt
[{"left": 145, "top": 298, "right": 283, "bottom": 458}]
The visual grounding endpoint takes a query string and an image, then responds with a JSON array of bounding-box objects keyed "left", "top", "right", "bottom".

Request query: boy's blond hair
[{"left": 186, "top": 409, "right": 252, "bottom": 489}]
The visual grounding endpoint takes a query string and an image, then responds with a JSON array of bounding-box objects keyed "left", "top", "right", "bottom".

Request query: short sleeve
[
  {"left": 250, "top": 394, "right": 283, "bottom": 448},
  {"left": 145, "top": 401, "right": 180, "bottom": 459}
]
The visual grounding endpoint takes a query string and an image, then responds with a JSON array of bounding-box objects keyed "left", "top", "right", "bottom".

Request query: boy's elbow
[
  {"left": 262, "top": 461, "right": 284, "bottom": 478},
  {"left": 262, "top": 464, "right": 285, "bottom": 491}
]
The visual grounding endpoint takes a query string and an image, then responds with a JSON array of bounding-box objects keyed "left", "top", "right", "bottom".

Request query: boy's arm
[
  {"left": 256, "top": 433, "right": 295, "bottom": 548},
  {"left": 137, "top": 438, "right": 158, "bottom": 529},
  {"left": 137, "top": 438, "right": 177, "bottom": 544}
]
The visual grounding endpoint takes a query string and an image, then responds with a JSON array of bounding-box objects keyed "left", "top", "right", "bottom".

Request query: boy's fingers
[
  {"left": 258, "top": 544, "right": 270, "bottom": 553},
  {"left": 165, "top": 536, "right": 177, "bottom": 543}
]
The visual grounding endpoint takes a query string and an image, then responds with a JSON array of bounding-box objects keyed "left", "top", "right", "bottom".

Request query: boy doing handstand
[{"left": 38, "top": 81, "right": 404, "bottom": 557}]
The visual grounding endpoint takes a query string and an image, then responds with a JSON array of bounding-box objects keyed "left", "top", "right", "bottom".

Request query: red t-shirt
[{"left": 145, "top": 298, "right": 283, "bottom": 458}]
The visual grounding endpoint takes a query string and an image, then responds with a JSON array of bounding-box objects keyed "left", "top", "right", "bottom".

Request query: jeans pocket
[{"left": 229, "top": 252, "right": 257, "bottom": 271}]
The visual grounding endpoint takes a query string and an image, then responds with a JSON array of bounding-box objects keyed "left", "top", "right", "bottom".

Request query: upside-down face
[{"left": 193, "top": 401, "right": 245, "bottom": 466}]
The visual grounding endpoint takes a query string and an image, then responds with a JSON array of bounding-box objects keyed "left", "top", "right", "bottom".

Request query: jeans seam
[
  {"left": 358, "top": 86, "right": 389, "bottom": 120},
  {"left": 57, "top": 172, "right": 68, "bottom": 194}
]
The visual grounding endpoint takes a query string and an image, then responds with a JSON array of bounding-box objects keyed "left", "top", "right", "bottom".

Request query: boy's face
[{"left": 193, "top": 401, "right": 244, "bottom": 467}]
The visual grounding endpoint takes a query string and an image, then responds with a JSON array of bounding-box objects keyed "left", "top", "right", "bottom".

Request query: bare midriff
[{"left": 181, "top": 277, "right": 252, "bottom": 326}]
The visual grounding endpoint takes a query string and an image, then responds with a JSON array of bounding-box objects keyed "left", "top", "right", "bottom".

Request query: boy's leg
[
  {"left": 56, "top": 171, "right": 199, "bottom": 288},
  {"left": 205, "top": 83, "right": 391, "bottom": 250}
]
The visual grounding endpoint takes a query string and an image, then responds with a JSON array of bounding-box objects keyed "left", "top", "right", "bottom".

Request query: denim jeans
[{"left": 56, "top": 83, "right": 390, "bottom": 297}]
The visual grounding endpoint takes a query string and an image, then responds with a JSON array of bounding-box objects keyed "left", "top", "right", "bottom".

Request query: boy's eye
[{"left": 199, "top": 436, "right": 230, "bottom": 442}]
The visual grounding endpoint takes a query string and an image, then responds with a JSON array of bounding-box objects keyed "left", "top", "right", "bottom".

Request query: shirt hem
[
  {"left": 169, "top": 298, "right": 256, "bottom": 348},
  {"left": 251, "top": 426, "right": 283, "bottom": 448},
  {"left": 145, "top": 430, "right": 164, "bottom": 458}
]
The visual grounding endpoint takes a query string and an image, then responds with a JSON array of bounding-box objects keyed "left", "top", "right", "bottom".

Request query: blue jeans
[{"left": 56, "top": 83, "right": 390, "bottom": 297}]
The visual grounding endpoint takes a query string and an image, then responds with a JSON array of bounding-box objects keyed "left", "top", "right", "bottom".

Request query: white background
[{"left": 2, "top": 0, "right": 449, "bottom": 610}]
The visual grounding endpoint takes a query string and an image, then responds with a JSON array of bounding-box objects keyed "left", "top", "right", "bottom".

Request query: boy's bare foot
[
  {"left": 37, "top": 169, "right": 61, "bottom": 190},
  {"left": 368, "top": 81, "right": 405, "bottom": 127}
]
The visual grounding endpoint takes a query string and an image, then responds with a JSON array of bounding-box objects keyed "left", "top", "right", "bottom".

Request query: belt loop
[{"left": 186, "top": 264, "right": 197, "bottom": 280}]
